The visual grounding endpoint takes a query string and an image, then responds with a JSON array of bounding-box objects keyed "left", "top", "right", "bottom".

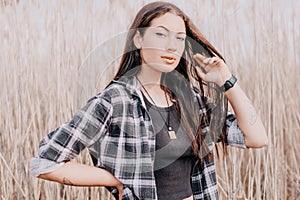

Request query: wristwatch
[{"left": 222, "top": 75, "right": 237, "bottom": 91}]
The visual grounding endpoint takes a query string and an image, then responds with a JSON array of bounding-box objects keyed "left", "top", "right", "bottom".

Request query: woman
[{"left": 31, "top": 2, "right": 268, "bottom": 200}]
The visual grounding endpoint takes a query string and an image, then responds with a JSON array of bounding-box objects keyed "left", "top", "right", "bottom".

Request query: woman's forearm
[
  {"left": 225, "top": 83, "right": 268, "bottom": 148},
  {"left": 38, "top": 161, "right": 123, "bottom": 188},
  {"left": 192, "top": 54, "right": 268, "bottom": 148}
]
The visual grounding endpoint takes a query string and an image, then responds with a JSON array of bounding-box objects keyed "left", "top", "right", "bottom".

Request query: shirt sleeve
[
  {"left": 30, "top": 157, "right": 64, "bottom": 177},
  {"left": 226, "top": 113, "right": 247, "bottom": 149},
  {"left": 30, "top": 94, "right": 113, "bottom": 177}
]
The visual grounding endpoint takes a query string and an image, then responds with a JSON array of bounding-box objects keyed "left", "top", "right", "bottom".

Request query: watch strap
[{"left": 223, "top": 75, "right": 237, "bottom": 91}]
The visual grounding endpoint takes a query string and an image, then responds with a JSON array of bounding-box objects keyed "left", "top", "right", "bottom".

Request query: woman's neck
[
  {"left": 136, "top": 65, "right": 172, "bottom": 107},
  {"left": 136, "top": 65, "right": 162, "bottom": 87}
]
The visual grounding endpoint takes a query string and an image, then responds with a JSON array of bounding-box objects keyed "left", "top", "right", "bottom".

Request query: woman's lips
[{"left": 161, "top": 55, "right": 176, "bottom": 64}]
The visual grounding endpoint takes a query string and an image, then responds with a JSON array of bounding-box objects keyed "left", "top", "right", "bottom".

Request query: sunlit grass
[{"left": 0, "top": 0, "right": 299, "bottom": 199}]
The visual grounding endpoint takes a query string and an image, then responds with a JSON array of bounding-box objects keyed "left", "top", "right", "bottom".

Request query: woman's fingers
[
  {"left": 193, "top": 53, "right": 232, "bottom": 85},
  {"left": 195, "top": 65, "right": 207, "bottom": 81},
  {"left": 203, "top": 56, "right": 222, "bottom": 66},
  {"left": 193, "top": 53, "right": 206, "bottom": 61},
  {"left": 203, "top": 57, "right": 211, "bottom": 64},
  {"left": 193, "top": 54, "right": 206, "bottom": 67},
  {"left": 193, "top": 54, "right": 211, "bottom": 72},
  {"left": 194, "top": 54, "right": 222, "bottom": 66},
  {"left": 118, "top": 185, "right": 123, "bottom": 200},
  {"left": 193, "top": 54, "right": 224, "bottom": 74}
]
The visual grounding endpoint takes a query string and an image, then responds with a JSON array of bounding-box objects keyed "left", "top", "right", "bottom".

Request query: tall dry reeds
[{"left": 0, "top": 0, "right": 299, "bottom": 199}]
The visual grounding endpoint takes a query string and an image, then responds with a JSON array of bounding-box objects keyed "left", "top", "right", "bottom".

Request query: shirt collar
[{"left": 111, "top": 75, "right": 147, "bottom": 109}]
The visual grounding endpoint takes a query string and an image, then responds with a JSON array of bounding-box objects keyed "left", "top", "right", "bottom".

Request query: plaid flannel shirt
[{"left": 31, "top": 76, "right": 246, "bottom": 200}]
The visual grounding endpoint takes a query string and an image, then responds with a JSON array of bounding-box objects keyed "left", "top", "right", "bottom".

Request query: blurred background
[{"left": 0, "top": 0, "right": 299, "bottom": 199}]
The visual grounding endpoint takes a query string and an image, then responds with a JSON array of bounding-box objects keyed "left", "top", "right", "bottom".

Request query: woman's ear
[{"left": 133, "top": 31, "right": 142, "bottom": 49}]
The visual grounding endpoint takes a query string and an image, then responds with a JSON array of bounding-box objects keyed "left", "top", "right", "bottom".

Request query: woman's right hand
[{"left": 116, "top": 183, "right": 123, "bottom": 200}]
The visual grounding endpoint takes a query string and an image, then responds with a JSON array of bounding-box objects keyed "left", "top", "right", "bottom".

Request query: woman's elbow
[
  {"left": 245, "top": 140, "right": 268, "bottom": 148},
  {"left": 251, "top": 138, "right": 268, "bottom": 148},
  {"left": 262, "top": 135, "right": 269, "bottom": 147},
  {"left": 245, "top": 133, "right": 268, "bottom": 148},
  {"left": 38, "top": 173, "right": 50, "bottom": 180}
]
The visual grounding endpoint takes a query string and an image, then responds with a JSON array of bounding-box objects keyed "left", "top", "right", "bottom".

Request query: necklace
[{"left": 136, "top": 77, "right": 177, "bottom": 140}]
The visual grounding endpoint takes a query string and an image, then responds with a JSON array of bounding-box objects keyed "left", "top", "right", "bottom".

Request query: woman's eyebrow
[{"left": 155, "top": 25, "right": 186, "bottom": 34}]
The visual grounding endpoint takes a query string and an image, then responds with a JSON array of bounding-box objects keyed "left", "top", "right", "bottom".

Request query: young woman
[{"left": 31, "top": 2, "right": 268, "bottom": 200}]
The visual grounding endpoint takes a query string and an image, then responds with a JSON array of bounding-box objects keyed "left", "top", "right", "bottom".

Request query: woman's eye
[
  {"left": 155, "top": 32, "right": 166, "bottom": 37},
  {"left": 177, "top": 36, "right": 186, "bottom": 41}
]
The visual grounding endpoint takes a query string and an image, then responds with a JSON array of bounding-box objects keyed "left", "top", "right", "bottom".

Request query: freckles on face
[{"left": 139, "top": 12, "right": 186, "bottom": 72}]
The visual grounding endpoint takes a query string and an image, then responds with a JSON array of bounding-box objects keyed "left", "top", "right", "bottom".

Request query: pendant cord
[
  {"left": 164, "top": 88, "right": 171, "bottom": 130},
  {"left": 136, "top": 77, "right": 171, "bottom": 130}
]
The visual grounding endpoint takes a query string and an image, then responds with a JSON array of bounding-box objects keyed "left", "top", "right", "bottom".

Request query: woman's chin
[{"left": 142, "top": 62, "right": 178, "bottom": 73}]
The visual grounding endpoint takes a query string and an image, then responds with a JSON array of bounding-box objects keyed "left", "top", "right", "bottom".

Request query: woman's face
[{"left": 137, "top": 12, "right": 186, "bottom": 73}]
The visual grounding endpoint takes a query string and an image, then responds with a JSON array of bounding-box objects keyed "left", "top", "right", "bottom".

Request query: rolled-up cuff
[
  {"left": 226, "top": 115, "right": 247, "bottom": 149},
  {"left": 30, "top": 157, "right": 64, "bottom": 177}
]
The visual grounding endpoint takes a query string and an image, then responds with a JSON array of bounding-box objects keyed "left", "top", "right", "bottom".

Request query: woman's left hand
[
  {"left": 193, "top": 54, "right": 268, "bottom": 148},
  {"left": 193, "top": 54, "right": 232, "bottom": 87}
]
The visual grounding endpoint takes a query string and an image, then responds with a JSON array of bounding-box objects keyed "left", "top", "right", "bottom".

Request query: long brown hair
[{"left": 114, "top": 1, "right": 228, "bottom": 162}]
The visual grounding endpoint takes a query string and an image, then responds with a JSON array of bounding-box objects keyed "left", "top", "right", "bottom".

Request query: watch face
[
  {"left": 224, "top": 75, "right": 237, "bottom": 91},
  {"left": 230, "top": 76, "right": 237, "bottom": 84}
]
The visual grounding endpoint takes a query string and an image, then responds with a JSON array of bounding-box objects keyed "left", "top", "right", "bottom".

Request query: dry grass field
[{"left": 0, "top": 0, "right": 299, "bottom": 199}]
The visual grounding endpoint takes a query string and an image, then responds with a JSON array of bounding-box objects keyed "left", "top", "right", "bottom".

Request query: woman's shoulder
[
  {"left": 89, "top": 80, "right": 134, "bottom": 104},
  {"left": 81, "top": 83, "right": 130, "bottom": 115},
  {"left": 101, "top": 82, "right": 129, "bottom": 97}
]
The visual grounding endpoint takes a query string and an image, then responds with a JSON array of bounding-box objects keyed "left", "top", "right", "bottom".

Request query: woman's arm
[
  {"left": 32, "top": 96, "right": 122, "bottom": 197},
  {"left": 224, "top": 83, "right": 268, "bottom": 148},
  {"left": 39, "top": 161, "right": 123, "bottom": 199},
  {"left": 194, "top": 54, "right": 268, "bottom": 148}
]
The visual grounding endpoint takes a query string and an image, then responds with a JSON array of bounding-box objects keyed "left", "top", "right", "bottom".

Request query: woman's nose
[{"left": 166, "top": 37, "right": 177, "bottom": 52}]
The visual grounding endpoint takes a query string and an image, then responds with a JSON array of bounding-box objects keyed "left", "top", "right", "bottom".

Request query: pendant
[{"left": 168, "top": 127, "right": 176, "bottom": 140}]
